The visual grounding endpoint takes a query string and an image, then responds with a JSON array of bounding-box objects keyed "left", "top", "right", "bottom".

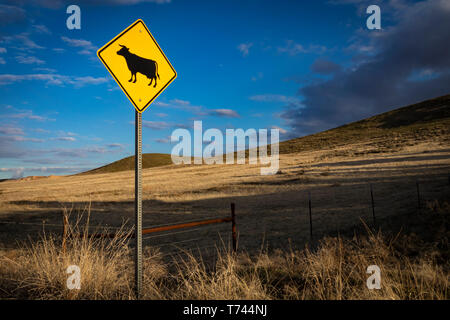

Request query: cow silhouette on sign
[{"left": 117, "top": 45, "right": 160, "bottom": 87}]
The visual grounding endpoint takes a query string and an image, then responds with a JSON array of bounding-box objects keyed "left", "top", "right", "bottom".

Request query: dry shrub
[
  {"left": 163, "top": 219, "right": 447, "bottom": 300},
  {"left": 0, "top": 206, "right": 165, "bottom": 300},
  {"left": 170, "top": 249, "right": 270, "bottom": 299}
]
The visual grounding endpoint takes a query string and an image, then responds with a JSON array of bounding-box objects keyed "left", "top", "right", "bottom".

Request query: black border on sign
[{"left": 97, "top": 19, "right": 177, "bottom": 113}]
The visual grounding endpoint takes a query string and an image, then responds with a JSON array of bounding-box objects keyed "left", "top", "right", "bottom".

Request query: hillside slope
[
  {"left": 83, "top": 94, "right": 450, "bottom": 175},
  {"left": 80, "top": 153, "right": 173, "bottom": 175},
  {"left": 279, "top": 94, "right": 450, "bottom": 155}
]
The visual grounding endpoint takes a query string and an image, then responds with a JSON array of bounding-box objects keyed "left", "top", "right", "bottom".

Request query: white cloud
[
  {"left": 0, "top": 126, "right": 24, "bottom": 135},
  {"left": 0, "top": 73, "right": 109, "bottom": 87},
  {"left": 155, "top": 99, "right": 240, "bottom": 119},
  {"left": 0, "top": 47, "right": 6, "bottom": 53},
  {"left": 61, "top": 36, "right": 97, "bottom": 56},
  {"left": 153, "top": 101, "right": 170, "bottom": 107},
  {"left": 251, "top": 72, "right": 263, "bottom": 81},
  {"left": 0, "top": 74, "right": 65, "bottom": 86},
  {"left": 71, "top": 76, "right": 109, "bottom": 87},
  {"left": 142, "top": 120, "right": 171, "bottom": 130},
  {"left": 277, "top": 40, "right": 326, "bottom": 56},
  {"left": 78, "top": 49, "right": 92, "bottom": 55},
  {"left": 0, "top": 166, "right": 87, "bottom": 178},
  {"left": 32, "top": 24, "right": 51, "bottom": 34},
  {"left": 51, "top": 145, "right": 121, "bottom": 158},
  {"left": 52, "top": 137, "right": 76, "bottom": 142},
  {"left": 170, "top": 98, "right": 190, "bottom": 105},
  {"left": 33, "top": 67, "right": 57, "bottom": 73},
  {"left": 9, "top": 33, "right": 45, "bottom": 49},
  {"left": 271, "top": 125, "right": 287, "bottom": 134},
  {"left": 154, "top": 99, "right": 204, "bottom": 114},
  {"left": 3, "top": 108, "right": 55, "bottom": 121},
  {"left": 7, "top": 136, "right": 45, "bottom": 142},
  {"left": 155, "top": 136, "right": 171, "bottom": 144},
  {"left": 0, "top": 57, "right": 5, "bottom": 64},
  {"left": 16, "top": 55, "right": 45, "bottom": 65},
  {"left": 61, "top": 36, "right": 94, "bottom": 48},
  {"left": 237, "top": 43, "right": 253, "bottom": 57},
  {"left": 278, "top": 40, "right": 306, "bottom": 55},
  {"left": 0, "top": 134, "right": 44, "bottom": 143},
  {"left": 209, "top": 108, "right": 240, "bottom": 118},
  {"left": 249, "top": 94, "right": 301, "bottom": 104},
  {"left": 33, "top": 128, "right": 51, "bottom": 134},
  {"left": 106, "top": 143, "right": 125, "bottom": 148},
  {"left": 1, "top": 167, "right": 25, "bottom": 179}
]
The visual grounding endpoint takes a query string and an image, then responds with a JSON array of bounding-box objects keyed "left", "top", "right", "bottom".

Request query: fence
[
  {"left": 230, "top": 174, "right": 449, "bottom": 253},
  {"left": 61, "top": 202, "right": 237, "bottom": 254},
  {"left": 0, "top": 174, "right": 449, "bottom": 258}
]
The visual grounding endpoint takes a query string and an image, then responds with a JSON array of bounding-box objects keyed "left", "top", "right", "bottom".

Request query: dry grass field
[
  {"left": 1, "top": 141, "right": 449, "bottom": 251},
  {"left": 0, "top": 95, "right": 449, "bottom": 299}
]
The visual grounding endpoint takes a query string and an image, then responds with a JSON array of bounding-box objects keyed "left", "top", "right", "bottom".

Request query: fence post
[
  {"left": 62, "top": 213, "right": 68, "bottom": 254},
  {"left": 231, "top": 202, "right": 237, "bottom": 253},
  {"left": 416, "top": 180, "right": 421, "bottom": 213},
  {"left": 308, "top": 191, "right": 313, "bottom": 241},
  {"left": 370, "top": 184, "right": 376, "bottom": 227}
]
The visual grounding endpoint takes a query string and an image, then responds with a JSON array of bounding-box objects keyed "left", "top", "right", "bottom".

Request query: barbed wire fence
[{"left": 0, "top": 174, "right": 449, "bottom": 262}]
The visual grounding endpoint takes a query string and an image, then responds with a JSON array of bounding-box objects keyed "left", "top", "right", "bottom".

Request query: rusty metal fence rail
[{"left": 61, "top": 202, "right": 237, "bottom": 253}]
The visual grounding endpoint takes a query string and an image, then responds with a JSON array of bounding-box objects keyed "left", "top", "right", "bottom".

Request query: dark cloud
[
  {"left": 3, "top": 0, "right": 170, "bottom": 10},
  {"left": 310, "top": 58, "right": 342, "bottom": 75},
  {"left": 0, "top": 5, "right": 26, "bottom": 26},
  {"left": 282, "top": 0, "right": 450, "bottom": 137}
]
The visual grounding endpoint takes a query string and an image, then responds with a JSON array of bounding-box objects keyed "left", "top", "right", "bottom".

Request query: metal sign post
[
  {"left": 97, "top": 18, "right": 177, "bottom": 300},
  {"left": 135, "top": 110, "right": 143, "bottom": 299}
]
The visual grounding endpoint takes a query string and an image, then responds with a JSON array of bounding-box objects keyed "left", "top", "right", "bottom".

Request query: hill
[
  {"left": 279, "top": 94, "right": 450, "bottom": 155},
  {"left": 80, "top": 153, "right": 173, "bottom": 175},
  {"left": 82, "top": 94, "right": 450, "bottom": 175}
]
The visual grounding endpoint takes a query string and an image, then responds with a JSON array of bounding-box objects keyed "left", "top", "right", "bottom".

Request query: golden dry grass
[
  {"left": 0, "top": 141, "right": 448, "bottom": 206},
  {"left": 1, "top": 140, "right": 449, "bottom": 253},
  {"left": 0, "top": 203, "right": 447, "bottom": 300}
]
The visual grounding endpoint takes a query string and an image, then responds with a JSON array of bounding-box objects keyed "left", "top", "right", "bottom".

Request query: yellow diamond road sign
[{"left": 97, "top": 19, "right": 177, "bottom": 113}]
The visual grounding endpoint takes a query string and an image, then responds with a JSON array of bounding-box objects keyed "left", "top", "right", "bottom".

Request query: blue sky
[{"left": 1, "top": 0, "right": 449, "bottom": 179}]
